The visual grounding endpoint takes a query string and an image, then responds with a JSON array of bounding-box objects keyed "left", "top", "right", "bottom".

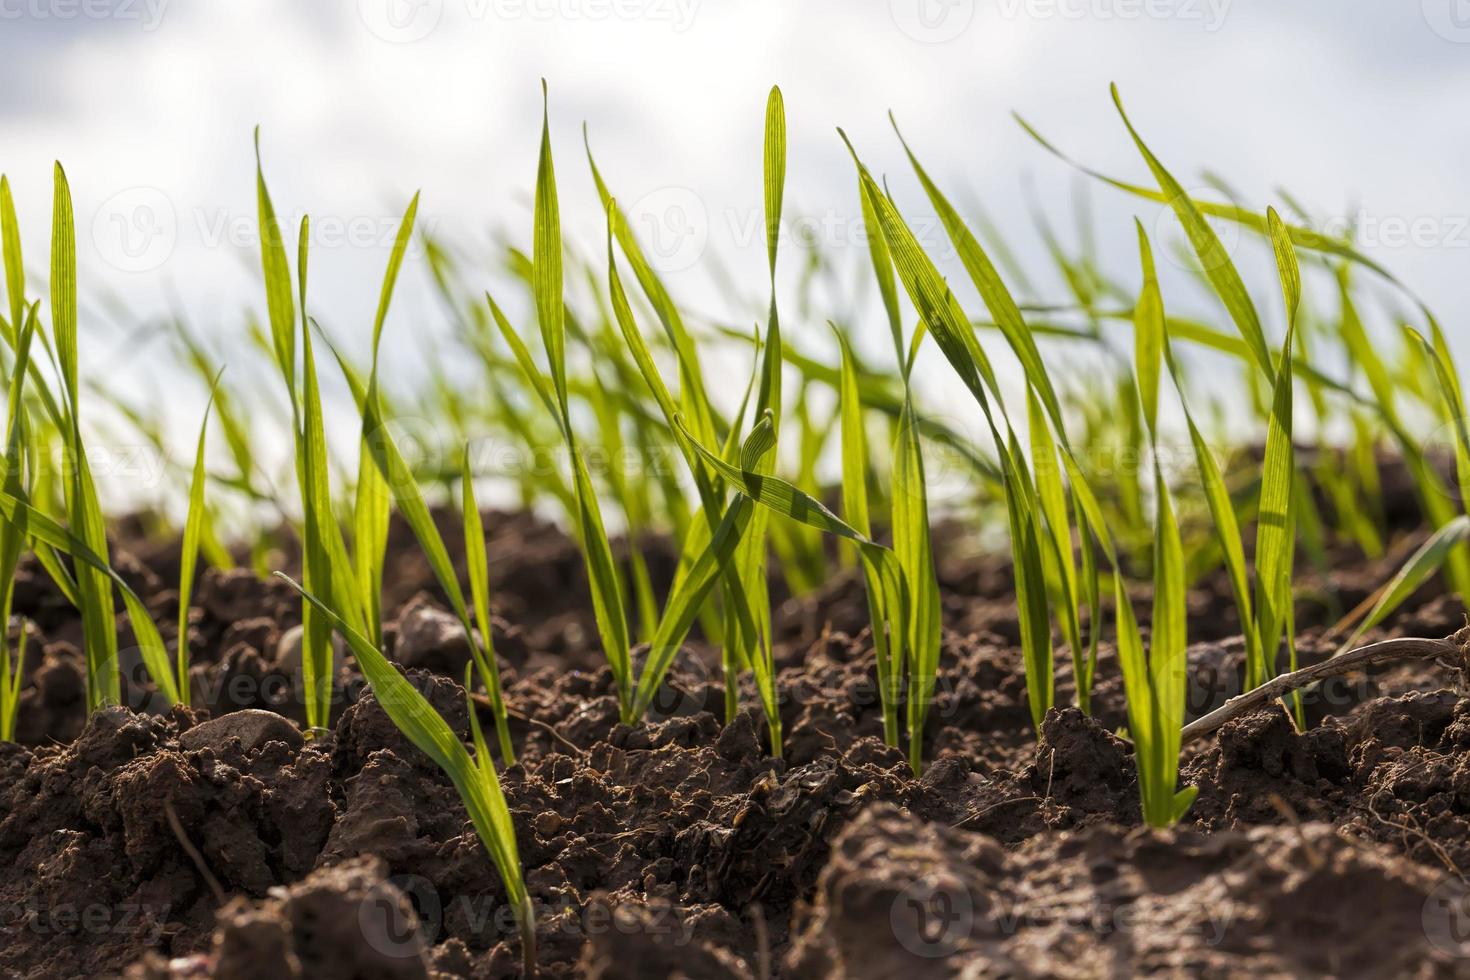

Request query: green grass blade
[
  {"left": 527, "top": 106, "right": 634, "bottom": 714},
  {"left": 177, "top": 375, "right": 221, "bottom": 705},
  {"left": 462, "top": 449, "right": 516, "bottom": 765},
  {"left": 1251, "top": 210, "right": 1300, "bottom": 689},
  {"left": 0, "top": 176, "right": 24, "bottom": 335},
  {"left": 1407, "top": 325, "right": 1470, "bottom": 508},
  {"left": 893, "top": 394, "right": 941, "bottom": 770},
  {"left": 833, "top": 324, "right": 899, "bottom": 744},
  {"left": 1133, "top": 220, "right": 1164, "bottom": 433},
  {"left": 0, "top": 487, "right": 178, "bottom": 705},
  {"left": 630, "top": 494, "right": 754, "bottom": 719},
  {"left": 570, "top": 444, "right": 633, "bottom": 713},
  {"left": 857, "top": 180, "right": 904, "bottom": 365},
  {"left": 50, "top": 164, "right": 120, "bottom": 710},
  {"left": 254, "top": 130, "right": 297, "bottom": 404},
  {"left": 891, "top": 117, "right": 1067, "bottom": 433},
  {"left": 1341, "top": 516, "right": 1470, "bottom": 652},
  {"left": 297, "top": 219, "right": 340, "bottom": 732},
  {"left": 534, "top": 82, "right": 569, "bottom": 421},
  {"left": 1148, "top": 237, "right": 1261, "bottom": 684},
  {"left": 586, "top": 375, "right": 659, "bottom": 644},
  {"left": 1014, "top": 108, "right": 1410, "bottom": 296},
  {"left": 2, "top": 626, "right": 25, "bottom": 740},
  {"left": 585, "top": 139, "right": 718, "bottom": 447},
  {"left": 487, "top": 292, "right": 563, "bottom": 421},
  {"left": 764, "top": 85, "right": 786, "bottom": 277},
  {"left": 351, "top": 435, "right": 389, "bottom": 646},
  {"left": 50, "top": 165, "right": 79, "bottom": 412},
  {"left": 1110, "top": 86, "right": 1273, "bottom": 384},
  {"left": 0, "top": 300, "right": 35, "bottom": 736},
  {"left": 352, "top": 192, "right": 420, "bottom": 646},
  {"left": 1147, "top": 456, "right": 1188, "bottom": 825},
  {"left": 1028, "top": 390, "right": 1084, "bottom": 712},
  {"left": 677, "top": 415, "right": 874, "bottom": 544},
  {"left": 844, "top": 132, "right": 1054, "bottom": 739},
  {"left": 674, "top": 412, "right": 911, "bottom": 742},
  {"left": 277, "top": 572, "right": 534, "bottom": 970}
]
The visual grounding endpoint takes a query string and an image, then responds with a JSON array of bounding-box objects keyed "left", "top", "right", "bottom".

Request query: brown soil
[{"left": 2, "top": 508, "right": 1469, "bottom": 978}]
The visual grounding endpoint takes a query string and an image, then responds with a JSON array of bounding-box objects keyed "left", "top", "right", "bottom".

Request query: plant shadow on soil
[{"left": 2, "top": 504, "right": 1470, "bottom": 977}]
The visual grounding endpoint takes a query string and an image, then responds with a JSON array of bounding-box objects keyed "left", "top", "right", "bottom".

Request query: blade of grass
[
  {"left": 353, "top": 192, "right": 419, "bottom": 647},
  {"left": 1028, "top": 390, "right": 1084, "bottom": 713},
  {"left": 0, "top": 176, "right": 23, "bottom": 337},
  {"left": 630, "top": 493, "right": 755, "bottom": 720},
  {"left": 255, "top": 130, "right": 297, "bottom": 406},
  {"left": 1110, "top": 86, "right": 1273, "bottom": 383},
  {"left": 462, "top": 447, "right": 516, "bottom": 764},
  {"left": 585, "top": 136, "right": 718, "bottom": 448},
  {"left": 52, "top": 163, "right": 122, "bottom": 710},
  {"left": 843, "top": 132, "right": 1052, "bottom": 739},
  {"left": 1252, "top": 210, "right": 1301, "bottom": 691},
  {"left": 893, "top": 392, "right": 941, "bottom": 770},
  {"left": 0, "top": 488, "right": 178, "bottom": 704},
  {"left": 276, "top": 572, "right": 535, "bottom": 975},
  {"left": 177, "top": 373, "right": 222, "bottom": 705},
  {"left": 833, "top": 324, "right": 899, "bottom": 745},
  {"left": 1336, "top": 516, "right": 1470, "bottom": 654},
  {"left": 531, "top": 89, "right": 633, "bottom": 715},
  {"left": 297, "top": 217, "right": 342, "bottom": 733},
  {"left": 1146, "top": 224, "right": 1263, "bottom": 690}
]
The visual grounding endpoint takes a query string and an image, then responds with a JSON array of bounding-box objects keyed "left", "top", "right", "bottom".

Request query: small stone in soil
[{"left": 179, "top": 708, "right": 304, "bottom": 754}]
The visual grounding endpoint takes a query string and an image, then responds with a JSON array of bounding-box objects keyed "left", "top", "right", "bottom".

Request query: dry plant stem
[
  {"left": 1180, "top": 635, "right": 1465, "bottom": 746},
  {"left": 165, "top": 800, "right": 227, "bottom": 905},
  {"left": 470, "top": 692, "right": 587, "bottom": 759}
]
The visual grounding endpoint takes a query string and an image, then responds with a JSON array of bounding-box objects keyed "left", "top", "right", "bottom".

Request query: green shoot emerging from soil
[{"left": 2, "top": 80, "right": 1469, "bottom": 843}]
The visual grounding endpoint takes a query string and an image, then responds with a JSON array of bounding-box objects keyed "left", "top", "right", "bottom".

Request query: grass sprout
[
  {"left": 176, "top": 374, "right": 220, "bottom": 705},
  {"left": 277, "top": 572, "right": 535, "bottom": 975},
  {"left": 1128, "top": 222, "right": 1192, "bottom": 827},
  {"left": 3, "top": 82, "right": 1468, "bottom": 817}
]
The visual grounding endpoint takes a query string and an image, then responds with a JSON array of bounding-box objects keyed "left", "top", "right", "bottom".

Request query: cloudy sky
[{"left": 3, "top": 0, "right": 1469, "bottom": 493}]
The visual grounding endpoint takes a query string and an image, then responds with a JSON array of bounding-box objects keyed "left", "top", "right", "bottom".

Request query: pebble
[
  {"left": 180, "top": 709, "right": 305, "bottom": 754},
  {"left": 274, "top": 623, "right": 345, "bottom": 677}
]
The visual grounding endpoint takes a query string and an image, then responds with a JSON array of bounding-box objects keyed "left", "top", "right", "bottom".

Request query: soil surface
[{"left": 2, "top": 508, "right": 1469, "bottom": 978}]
